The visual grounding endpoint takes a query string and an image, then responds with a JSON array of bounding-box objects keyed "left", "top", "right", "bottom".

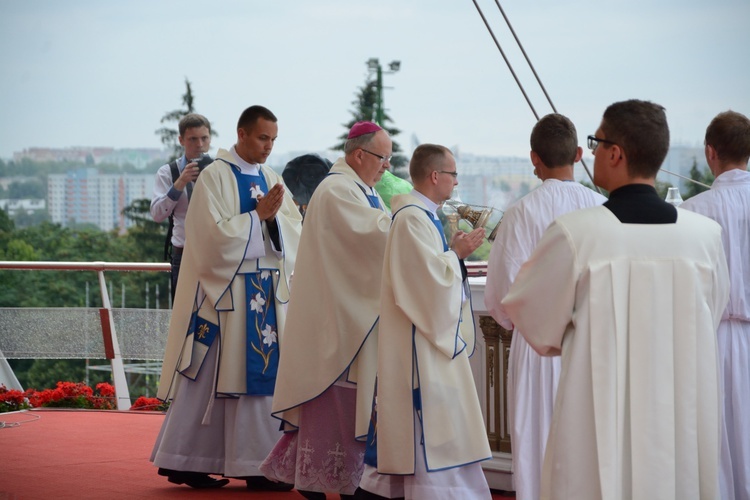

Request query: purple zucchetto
[{"left": 347, "top": 121, "right": 383, "bottom": 139}]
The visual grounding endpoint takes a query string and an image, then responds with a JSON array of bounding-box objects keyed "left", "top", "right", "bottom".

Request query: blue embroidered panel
[
  {"left": 244, "top": 271, "right": 279, "bottom": 395},
  {"left": 231, "top": 168, "right": 269, "bottom": 213}
]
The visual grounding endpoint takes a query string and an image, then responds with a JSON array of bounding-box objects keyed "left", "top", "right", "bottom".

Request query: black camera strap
[{"left": 164, "top": 159, "right": 180, "bottom": 261}]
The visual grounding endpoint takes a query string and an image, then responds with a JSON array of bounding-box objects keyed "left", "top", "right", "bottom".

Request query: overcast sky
[{"left": 1, "top": 0, "right": 748, "bottom": 163}]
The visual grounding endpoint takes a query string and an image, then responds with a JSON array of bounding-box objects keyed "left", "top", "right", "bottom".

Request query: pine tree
[
  {"left": 333, "top": 74, "right": 408, "bottom": 173},
  {"left": 683, "top": 158, "right": 713, "bottom": 200},
  {"left": 154, "top": 78, "right": 217, "bottom": 161}
]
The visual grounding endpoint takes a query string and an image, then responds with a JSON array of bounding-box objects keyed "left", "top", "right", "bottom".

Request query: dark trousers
[{"left": 170, "top": 247, "right": 183, "bottom": 302}]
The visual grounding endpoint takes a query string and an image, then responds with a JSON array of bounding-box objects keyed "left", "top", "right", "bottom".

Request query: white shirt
[{"left": 150, "top": 155, "right": 190, "bottom": 247}]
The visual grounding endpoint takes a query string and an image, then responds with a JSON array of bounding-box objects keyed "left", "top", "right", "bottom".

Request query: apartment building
[{"left": 48, "top": 168, "right": 154, "bottom": 231}]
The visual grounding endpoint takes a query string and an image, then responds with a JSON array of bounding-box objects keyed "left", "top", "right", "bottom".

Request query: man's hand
[
  {"left": 450, "top": 227, "right": 485, "bottom": 259},
  {"left": 174, "top": 161, "right": 200, "bottom": 191},
  {"left": 255, "top": 183, "right": 285, "bottom": 221}
]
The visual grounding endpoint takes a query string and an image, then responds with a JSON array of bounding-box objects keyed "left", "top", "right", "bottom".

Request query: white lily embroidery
[
  {"left": 250, "top": 292, "right": 266, "bottom": 313},
  {"left": 262, "top": 325, "right": 277, "bottom": 346},
  {"left": 250, "top": 184, "right": 265, "bottom": 199}
]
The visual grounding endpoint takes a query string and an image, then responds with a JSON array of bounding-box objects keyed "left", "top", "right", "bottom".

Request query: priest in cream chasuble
[{"left": 358, "top": 144, "right": 492, "bottom": 500}]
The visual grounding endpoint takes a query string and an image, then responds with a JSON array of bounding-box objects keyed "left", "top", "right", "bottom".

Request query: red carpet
[{"left": 0, "top": 409, "right": 513, "bottom": 499}]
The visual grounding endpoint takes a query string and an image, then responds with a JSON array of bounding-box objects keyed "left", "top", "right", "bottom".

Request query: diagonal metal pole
[
  {"left": 472, "top": 0, "right": 601, "bottom": 193},
  {"left": 470, "top": 0, "right": 540, "bottom": 121},
  {"left": 661, "top": 168, "right": 711, "bottom": 189}
]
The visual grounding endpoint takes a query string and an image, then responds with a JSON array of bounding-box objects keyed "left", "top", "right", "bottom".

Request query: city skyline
[{"left": 3, "top": 140, "right": 708, "bottom": 233}]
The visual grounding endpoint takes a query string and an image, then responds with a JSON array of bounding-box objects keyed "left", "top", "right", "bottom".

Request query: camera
[{"left": 190, "top": 154, "right": 213, "bottom": 172}]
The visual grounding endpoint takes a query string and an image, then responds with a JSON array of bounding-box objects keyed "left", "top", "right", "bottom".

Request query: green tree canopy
[
  {"left": 6, "top": 179, "right": 45, "bottom": 199},
  {"left": 121, "top": 198, "right": 168, "bottom": 263},
  {"left": 0, "top": 207, "right": 14, "bottom": 234},
  {"left": 682, "top": 159, "right": 713, "bottom": 200}
]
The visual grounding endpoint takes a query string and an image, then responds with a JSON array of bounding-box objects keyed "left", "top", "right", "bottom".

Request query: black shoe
[
  {"left": 244, "top": 475, "right": 294, "bottom": 492},
  {"left": 298, "top": 490, "right": 327, "bottom": 500},
  {"left": 158, "top": 468, "right": 230, "bottom": 489}
]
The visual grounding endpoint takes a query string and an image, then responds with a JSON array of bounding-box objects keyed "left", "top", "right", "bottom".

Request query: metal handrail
[
  {"left": 0, "top": 260, "right": 490, "bottom": 409},
  {"left": 0, "top": 261, "right": 171, "bottom": 410},
  {"left": 0, "top": 261, "right": 170, "bottom": 272}
]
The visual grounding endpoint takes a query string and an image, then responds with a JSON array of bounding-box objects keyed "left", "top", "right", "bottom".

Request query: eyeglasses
[
  {"left": 361, "top": 148, "right": 392, "bottom": 164},
  {"left": 436, "top": 170, "right": 458, "bottom": 178},
  {"left": 587, "top": 135, "right": 618, "bottom": 153}
]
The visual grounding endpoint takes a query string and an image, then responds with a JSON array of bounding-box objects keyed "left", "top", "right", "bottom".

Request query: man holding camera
[{"left": 150, "top": 113, "right": 213, "bottom": 300}]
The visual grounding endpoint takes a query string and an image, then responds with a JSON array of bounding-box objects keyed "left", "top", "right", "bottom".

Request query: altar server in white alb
[
  {"left": 502, "top": 99, "right": 730, "bottom": 500},
  {"left": 358, "top": 144, "right": 492, "bottom": 500},
  {"left": 261, "top": 122, "right": 392, "bottom": 499},
  {"left": 151, "top": 105, "right": 302, "bottom": 491},
  {"left": 681, "top": 110, "right": 750, "bottom": 500},
  {"left": 485, "top": 113, "right": 606, "bottom": 500}
]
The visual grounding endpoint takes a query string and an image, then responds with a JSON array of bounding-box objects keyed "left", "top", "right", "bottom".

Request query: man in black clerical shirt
[{"left": 501, "top": 99, "right": 730, "bottom": 498}]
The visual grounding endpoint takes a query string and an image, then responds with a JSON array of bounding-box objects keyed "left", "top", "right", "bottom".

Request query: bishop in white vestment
[{"left": 262, "top": 122, "right": 392, "bottom": 497}]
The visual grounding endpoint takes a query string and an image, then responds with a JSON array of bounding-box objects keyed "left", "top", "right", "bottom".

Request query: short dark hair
[
  {"left": 409, "top": 144, "right": 452, "bottom": 181},
  {"left": 600, "top": 99, "right": 670, "bottom": 178},
  {"left": 530, "top": 114, "right": 578, "bottom": 167},
  {"left": 705, "top": 110, "right": 750, "bottom": 165},
  {"left": 237, "top": 105, "right": 277, "bottom": 130},
  {"left": 178, "top": 113, "right": 211, "bottom": 137}
]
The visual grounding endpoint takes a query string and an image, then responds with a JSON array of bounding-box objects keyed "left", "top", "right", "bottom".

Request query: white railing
[{"left": 0, "top": 261, "right": 170, "bottom": 410}]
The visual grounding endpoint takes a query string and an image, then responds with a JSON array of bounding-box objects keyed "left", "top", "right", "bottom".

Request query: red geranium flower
[
  {"left": 1, "top": 381, "right": 118, "bottom": 412},
  {"left": 130, "top": 396, "right": 170, "bottom": 412}
]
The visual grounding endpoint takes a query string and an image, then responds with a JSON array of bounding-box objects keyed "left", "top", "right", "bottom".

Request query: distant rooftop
[{"left": 12, "top": 146, "right": 168, "bottom": 169}]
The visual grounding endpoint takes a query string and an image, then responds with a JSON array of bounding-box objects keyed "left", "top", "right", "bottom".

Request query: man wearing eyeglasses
[
  {"left": 357, "top": 143, "right": 491, "bottom": 499},
  {"left": 502, "top": 99, "right": 729, "bottom": 500},
  {"left": 485, "top": 113, "right": 606, "bottom": 500},
  {"left": 262, "top": 121, "right": 392, "bottom": 499}
]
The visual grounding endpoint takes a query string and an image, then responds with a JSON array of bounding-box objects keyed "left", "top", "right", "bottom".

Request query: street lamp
[{"left": 367, "top": 58, "right": 401, "bottom": 126}]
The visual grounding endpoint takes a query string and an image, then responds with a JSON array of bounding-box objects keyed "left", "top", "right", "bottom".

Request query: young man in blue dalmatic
[{"left": 151, "top": 105, "right": 302, "bottom": 491}]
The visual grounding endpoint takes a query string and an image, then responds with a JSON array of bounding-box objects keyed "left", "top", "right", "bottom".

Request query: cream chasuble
[
  {"left": 376, "top": 193, "right": 492, "bottom": 474},
  {"left": 157, "top": 148, "right": 302, "bottom": 400},
  {"left": 271, "top": 158, "right": 391, "bottom": 439}
]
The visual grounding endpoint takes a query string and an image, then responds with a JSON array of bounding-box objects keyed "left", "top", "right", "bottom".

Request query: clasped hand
[
  {"left": 255, "top": 183, "right": 284, "bottom": 221},
  {"left": 450, "top": 228, "right": 485, "bottom": 260}
]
